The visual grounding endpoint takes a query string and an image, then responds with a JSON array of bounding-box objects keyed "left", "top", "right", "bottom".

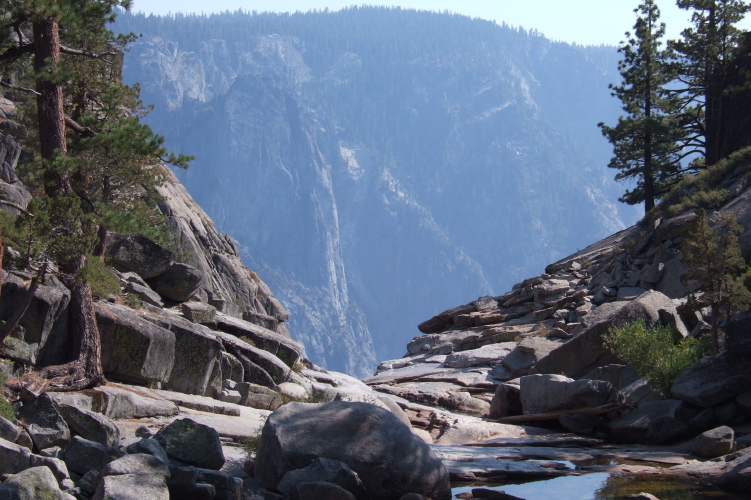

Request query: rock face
[
  {"left": 255, "top": 401, "right": 451, "bottom": 500},
  {"left": 154, "top": 165, "right": 290, "bottom": 336}
]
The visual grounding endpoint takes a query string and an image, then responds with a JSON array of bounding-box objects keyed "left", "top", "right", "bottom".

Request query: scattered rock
[{"left": 0, "top": 437, "right": 31, "bottom": 475}]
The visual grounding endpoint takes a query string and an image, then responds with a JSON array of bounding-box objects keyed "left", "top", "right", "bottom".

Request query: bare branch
[
  {"left": 0, "top": 199, "right": 33, "bottom": 216},
  {"left": 0, "top": 80, "right": 40, "bottom": 96},
  {"left": 60, "top": 45, "right": 117, "bottom": 64}
]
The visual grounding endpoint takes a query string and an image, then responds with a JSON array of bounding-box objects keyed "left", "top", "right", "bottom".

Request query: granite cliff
[{"left": 116, "top": 8, "right": 640, "bottom": 376}]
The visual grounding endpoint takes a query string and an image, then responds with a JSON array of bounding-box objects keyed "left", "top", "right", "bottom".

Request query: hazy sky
[{"left": 131, "top": 0, "right": 751, "bottom": 46}]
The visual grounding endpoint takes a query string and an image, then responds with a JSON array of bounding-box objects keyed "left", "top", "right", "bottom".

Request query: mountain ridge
[{"left": 118, "top": 7, "right": 639, "bottom": 376}]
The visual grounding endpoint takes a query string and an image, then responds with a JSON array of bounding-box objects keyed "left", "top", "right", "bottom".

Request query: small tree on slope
[{"left": 681, "top": 209, "right": 751, "bottom": 354}]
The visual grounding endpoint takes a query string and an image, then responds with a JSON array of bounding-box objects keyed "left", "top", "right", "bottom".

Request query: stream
[{"left": 451, "top": 471, "right": 748, "bottom": 500}]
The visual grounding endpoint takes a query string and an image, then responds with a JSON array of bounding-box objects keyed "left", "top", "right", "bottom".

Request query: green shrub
[
  {"left": 80, "top": 255, "right": 121, "bottom": 299},
  {"left": 0, "top": 374, "right": 16, "bottom": 421},
  {"left": 603, "top": 320, "right": 705, "bottom": 395}
]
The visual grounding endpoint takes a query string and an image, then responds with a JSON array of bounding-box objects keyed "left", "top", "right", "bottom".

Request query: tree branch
[
  {"left": 0, "top": 80, "right": 40, "bottom": 96},
  {"left": 60, "top": 45, "right": 117, "bottom": 64},
  {"left": 64, "top": 115, "right": 96, "bottom": 137},
  {"left": 0, "top": 42, "right": 34, "bottom": 62},
  {"left": 0, "top": 200, "right": 33, "bottom": 216}
]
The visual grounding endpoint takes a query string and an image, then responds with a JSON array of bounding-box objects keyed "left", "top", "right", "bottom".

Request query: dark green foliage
[
  {"left": 644, "top": 146, "right": 751, "bottom": 222},
  {"left": 599, "top": 0, "right": 690, "bottom": 213},
  {"left": 0, "top": 374, "right": 16, "bottom": 421},
  {"left": 681, "top": 209, "right": 751, "bottom": 353},
  {"left": 0, "top": 0, "right": 191, "bottom": 277},
  {"left": 80, "top": 256, "right": 120, "bottom": 300},
  {"left": 672, "top": 0, "right": 751, "bottom": 165},
  {"left": 603, "top": 320, "right": 704, "bottom": 395}
]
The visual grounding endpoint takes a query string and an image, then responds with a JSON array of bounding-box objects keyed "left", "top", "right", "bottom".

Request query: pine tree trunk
[
  {"left": 67, "top": 255, "right": 105, "bottom": 386},
  {"left": 33, "top": 21, "right": 70, "bottom": 196}
]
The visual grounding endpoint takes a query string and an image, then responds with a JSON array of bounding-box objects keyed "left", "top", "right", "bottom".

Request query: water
[{"left": 452, "top": 473, "right": 747, "bottom": 500}]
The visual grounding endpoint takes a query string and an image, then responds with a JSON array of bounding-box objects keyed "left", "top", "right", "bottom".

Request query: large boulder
[
  {"left": 535, "top": 291, "right": 675, "bottom": 378},
  {"left": 489, "top": 381, "right": 521, "bottom": 419},
  {"left": 607, "top": 400, "right": 694, "bottom": 444},
  {"left": 148, "top": 263, "right": 202, "bottom": 303},
  {"left": 17, "top": 394, "right": 70, "bottom": 450},
  {"left": 255, "top": 401, "right": 451, "bottom": 500},
  {"left": 519, "top": 374, "right": 619, "bottom": 415},
  {"left": 63, "top": 436, "right": 125, "bottom": 476},
  {"left": 671, "top": 352, "right": 751, "bottom": 407},
  {"left": 726, "top": 312, "right": 751, "bottom": 359},
  {"left": 0, "top": 271, "right": 70, "bottom": 366},
  {"left": 57, "top": 404, "right": 120, "bottom": 447},
  {"left": 149, "top": 314, "right": 222, "bottom": 397},
  {"left": 96, "top": 303, "right": 175, "bottom": 386},
  {"left": 694, "top": 426, "right": 735, "bottom": 459},
  {"left": 94, "top": 454, "right": 171, "bottom": 500},
  {"left": 106, "top": 233, "right": 173, "bottom": 279},
  {"left": 3, "top": 466, "right": 65, "bottom": 500},
  {"left": 154, "top": 418, "right": 225, "bottom": 470},
  {"left": 0, "top": 437, "right": 31, "bottom": 475},
  {"left": 214, "top": 313, "right": 303, "bottom": 368},
  {"left": 501, "top": 337, "right": 562, "bottom": 378},
  {"left": 277, "top": 457, "right": 368, "bottom": 499}
]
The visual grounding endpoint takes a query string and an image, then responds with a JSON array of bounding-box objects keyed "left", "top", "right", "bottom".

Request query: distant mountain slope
[{"left": 117, "top": 7, "right": 639, "bottom": 377}]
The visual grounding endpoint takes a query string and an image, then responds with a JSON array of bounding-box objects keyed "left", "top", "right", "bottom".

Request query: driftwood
[{"left": 495, "top": 402, "right": 637, "bottom": 424}]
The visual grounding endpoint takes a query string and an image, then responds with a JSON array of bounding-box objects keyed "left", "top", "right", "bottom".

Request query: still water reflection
[{"left": 452, "top": 473, "right": 746, "bottom": 500}]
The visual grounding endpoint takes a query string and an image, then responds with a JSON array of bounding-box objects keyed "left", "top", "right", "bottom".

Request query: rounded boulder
[{"left": 255, "top": 401, "right": 450, "bottom": 500}]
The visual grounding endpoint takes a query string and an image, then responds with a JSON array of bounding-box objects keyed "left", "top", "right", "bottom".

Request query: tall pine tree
[
  {"left": 672, "top": 0, "right": 751, "bottom": 165},
  {"left": 599, "top": 0, "right": 688, "bottom": 213},
  {"left": 0, "top": 0, "right": 189, "bottom": 391}
]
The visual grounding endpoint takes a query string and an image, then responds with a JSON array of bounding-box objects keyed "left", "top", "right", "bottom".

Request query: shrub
[
  {"left": 240, "top": 435, "right": 260, "bottom": 458},
  {"left": 0, "top": 374, "right": 16, "bottom": 421},
  {"left": 603, "top": 320, "right": 705, "bottom": 395},
  {"left": 81, "top": 255, "right": 121, "bottom": 299}
]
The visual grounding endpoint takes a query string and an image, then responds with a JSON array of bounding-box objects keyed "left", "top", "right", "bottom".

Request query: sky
[{"left": 131, "top": 0, "right": 751, "bottom": 47}]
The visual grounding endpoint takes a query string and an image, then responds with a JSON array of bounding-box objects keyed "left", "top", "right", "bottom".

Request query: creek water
[{"left": 451, "top": 471, "right": 748, "bottom": 500}]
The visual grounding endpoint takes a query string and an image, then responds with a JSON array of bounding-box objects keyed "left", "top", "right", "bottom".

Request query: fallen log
[{"left": 495, "top": 402, "right": 637, "bottom": 423}]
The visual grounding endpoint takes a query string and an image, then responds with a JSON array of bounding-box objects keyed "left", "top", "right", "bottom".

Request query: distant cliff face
[{"left": 118, "top": 8, "right": 639, "bottom": 377}]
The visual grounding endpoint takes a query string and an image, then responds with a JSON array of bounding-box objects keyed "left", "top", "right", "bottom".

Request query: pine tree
[
  {"left": 672, "top": 0, "right": 751, "bottom": 165},
  {"left": 681, "top": 209, "right": 751, "bottom": 354},
  {"left": 599, "top": 0, "right": 688, "bottom": 213},
  {"left": 0, "top": 1, "right": 190, "bottom": 391}
]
